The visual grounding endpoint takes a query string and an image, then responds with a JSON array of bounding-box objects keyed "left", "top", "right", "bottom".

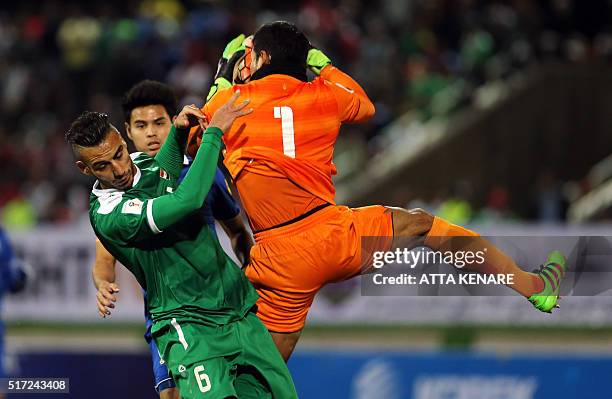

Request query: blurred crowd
[
  {"left": 1, "top": 0, "right": 611, "bottom": 228},
  {"left": 407, "top": 171, "right": 569, "bottom": 227}
]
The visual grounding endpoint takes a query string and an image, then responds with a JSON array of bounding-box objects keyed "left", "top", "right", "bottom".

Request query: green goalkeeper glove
[
  {"left": 307, "top": 47, "right": 331, "bottom": 76},
  {"left": 206, "top": 76, "right": 233, "bottom": 102},
  {"left": 222, "top": 34, "right": 246, "bottom": 60},
  {"left": 207, "top": 34, "right": 246, "bottom": 102}
]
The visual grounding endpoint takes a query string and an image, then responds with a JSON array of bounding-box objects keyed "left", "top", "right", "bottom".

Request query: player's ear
[
  {"left": 260, "top": 50, "right": 271, "bottom": 65},
  {"left": 76, "top": 160, "right": 92, "bottom": 176},
  {"left": 125, "top": 122, "right": 133, "bottom": 141}
]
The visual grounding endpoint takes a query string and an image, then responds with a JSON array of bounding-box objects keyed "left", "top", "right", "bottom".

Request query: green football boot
[{"left": 528, "top": 250, "right": 566, "bottom": 313}]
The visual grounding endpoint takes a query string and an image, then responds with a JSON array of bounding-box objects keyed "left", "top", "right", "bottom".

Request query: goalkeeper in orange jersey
[{"left": 188, "top": 22, "right": 567, "bottom": 361}]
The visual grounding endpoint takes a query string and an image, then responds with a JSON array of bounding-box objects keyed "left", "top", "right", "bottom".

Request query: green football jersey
[{"left": 89, "top": 152, "right": 258, "bottom": 325}]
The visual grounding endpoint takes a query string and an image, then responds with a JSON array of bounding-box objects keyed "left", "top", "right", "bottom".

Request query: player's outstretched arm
[
  {"left": 308, "top": 47, "right": 375, "bottom": 123},
  {"left": 92, "top": 238, "right": 119, "bottom": 318},
  {"left": 154, "top": 104, "right": 207, "bottom": 179},
  {"left": 149, "top": 91, "right": 252, "bottom": 231}
]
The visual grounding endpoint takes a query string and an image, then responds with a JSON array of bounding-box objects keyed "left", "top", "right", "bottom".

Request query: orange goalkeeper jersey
[{"left": 190, "top": 65, "right": 375, "bottom": 232}]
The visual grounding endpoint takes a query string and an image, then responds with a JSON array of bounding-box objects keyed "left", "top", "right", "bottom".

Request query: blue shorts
[{"left": 144, "top": 300, "right": 175, "bottom": 393}]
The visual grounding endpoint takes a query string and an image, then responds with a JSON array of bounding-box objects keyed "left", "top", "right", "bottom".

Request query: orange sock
[{"left": 424, "top": 217, "right": 544, "bottom": 297}]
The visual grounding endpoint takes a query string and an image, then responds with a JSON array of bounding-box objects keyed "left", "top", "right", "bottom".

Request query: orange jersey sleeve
[
  {"left": 187, "top": 68, "right": 374, "bottom": 231},
  {"left": 320, "top": 65, "right": 375, "bottom": 123}
]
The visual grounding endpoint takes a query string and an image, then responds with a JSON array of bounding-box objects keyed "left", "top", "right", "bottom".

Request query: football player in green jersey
[
  {"left": 92, "top": 79, "right": 254, "bottom": 399},
  {"left": 66, "top": 91, "right": 297, "bottom": 399}
]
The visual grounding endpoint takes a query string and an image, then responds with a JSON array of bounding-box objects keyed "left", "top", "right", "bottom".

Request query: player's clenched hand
[
  {"left": 208, "top": 90, "right": 252, "bottom": 133},
  {"left": 173, "top": 104, "right": 207, "bottom": 131},
  {"left": 96, "top": 281, "right": 120, "bottom": 318}
]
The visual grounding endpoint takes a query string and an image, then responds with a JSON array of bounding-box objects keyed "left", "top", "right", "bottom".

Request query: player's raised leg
[
  {"left": 269, "top": 330, "right": 301, "bottom": 363},
  {"left": 387, "top": 207, "right": 566, "bottom": 312}
]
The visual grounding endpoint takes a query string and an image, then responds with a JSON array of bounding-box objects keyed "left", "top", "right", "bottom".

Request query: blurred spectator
[
  {"left": 532, "top": 171, "right": 567, "bottom": 222},
  {"left": 475, "top": 185, "right": 516, "bottom": 224},
  {"left": 436, "top": 181, "right": 474, "bottom": 225},
  {"left": 1, "top": 198, "right": 36, "bottom": 230}
]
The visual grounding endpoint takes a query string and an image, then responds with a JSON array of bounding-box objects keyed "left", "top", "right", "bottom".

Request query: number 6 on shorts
[{"left": 194, "top": 365, "right": 211, "bottom": 393}]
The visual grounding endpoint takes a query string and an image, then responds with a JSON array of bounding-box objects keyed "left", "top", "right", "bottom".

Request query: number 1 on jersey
[{"left": 274, "top": 106, "right": 295, "bottom": 158}]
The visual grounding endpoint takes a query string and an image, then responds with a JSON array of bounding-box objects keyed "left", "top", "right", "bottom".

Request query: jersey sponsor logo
[
  {"left": 121, "top": 198, "right": 144, "bottom": 215},
  {"left": 159, "top": 169, "right": 169, "bottom": 179}
]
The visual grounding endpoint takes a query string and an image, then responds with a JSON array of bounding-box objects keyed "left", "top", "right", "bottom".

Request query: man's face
[
  {"left": 125, "top": 105, "right": 172, "bottom": 156},
  {"left": 76, "top": 128, "right": 136, "bottom": 190},
  {"left": 234, "top": 35, "right": 254, "bottom": 83},
  {"left": 249, "top": 44, "right": 269, "bottom": 77}
]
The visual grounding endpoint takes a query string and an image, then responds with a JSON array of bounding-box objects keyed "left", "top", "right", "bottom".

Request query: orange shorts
[{"left": 244, "top": 205, "right": 393, "bottom": 333}]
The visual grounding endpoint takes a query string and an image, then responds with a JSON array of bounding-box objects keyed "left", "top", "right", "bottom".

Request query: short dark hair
[
  {"left": 253, "top": 21, "right": 310, "bottom": 68},
  {"left": 65, "top": 111, "right": 112, "bottom": 150},
  {"left": 121, "top": 80, "right": 178, "bottom": 123}
]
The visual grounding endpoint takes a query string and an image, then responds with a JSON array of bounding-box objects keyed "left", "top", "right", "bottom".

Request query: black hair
[
  {"left": 65, "top": 111, "right": 112, "bottom": 149},
  {"left": 121, "top": 80, "right": 178, "bottom": 123},
  {"left": 252, "top": 21, "right": 310, "bottom": 67}
]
